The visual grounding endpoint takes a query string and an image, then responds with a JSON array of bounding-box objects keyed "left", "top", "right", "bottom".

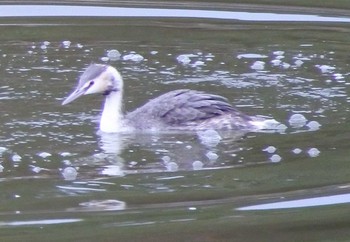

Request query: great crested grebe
[{"left": 62, "top": 64, "right": 275, "bottom": 133}]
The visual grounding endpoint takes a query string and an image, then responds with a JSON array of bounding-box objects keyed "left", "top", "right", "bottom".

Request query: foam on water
[
  {"left": 107, "top": 49, "right": 121, "bottom": 61},
  {"left": 176, "top": 54, "right": 195, "bottom": 65},
  {"left": 122, "top": 53, "right": 144, "bottom": 62},
  {"left": 316, "top": 64, "right": 335, "bottom": 73},
  {"left": 307, "top": 148, "right": 320, "bottom": 157},
  {"left": 250, "top": 61, "right": 265, "bottom": 70},
  {"left": 306, "top": 121, "right": 321, "bottom": 131},
  {"left": 62, "top": 167, "right": 78, "bottom": 180},
  {"left": 288, "top": 113, "right": 308, "bottom": 128},
  {"left": 263, "top": 146, "right": 277, "bottom": 154},
  {"left": 192, "top": 160, "right": 204, "bottom": 170},
  {"left": 206, "top": 151, "right": 219, "bottom": 161},
  {"left": 270, "top": 154, "right": 282, "bottom": 163},
  {"left": 12, "top": 154, "right": 22, "bottom": 162},
  {"left": 292, "top": 148, "right": 302, "bottom": 154},
  {"left": 197, "top": 129, "right": 222, "bottom": 147},
  {"left": 37, "top": 151, "right": 52, "bottom": 158},
  {"left": 166, "top": 162, "right": 179, "bottom": 172}
]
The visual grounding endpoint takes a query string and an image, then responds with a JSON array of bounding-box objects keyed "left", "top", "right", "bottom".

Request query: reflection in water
[
  {"left": 238, "top": 192, "right": 350, "bottom": 210},
  {"left": 98, "top": 129, "right": 247, "bottom": 174},
  {"left": 0, "top": 219, "right": 83, "bottom": 227},
  {"left": 1, "top": 5, "right": 350, "bottom": 23}
]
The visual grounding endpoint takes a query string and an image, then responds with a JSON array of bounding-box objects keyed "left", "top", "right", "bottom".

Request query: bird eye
[{"left": 89, "top": 81, "right": 94, "bottom": 86}]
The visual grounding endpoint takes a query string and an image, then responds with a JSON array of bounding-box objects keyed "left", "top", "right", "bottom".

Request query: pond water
[{"left": 1, "top": 2, "right": 350, "bottom": 241}]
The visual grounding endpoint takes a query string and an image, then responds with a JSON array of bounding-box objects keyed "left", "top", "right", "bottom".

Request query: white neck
[{"left": 100, "top": 90, "right": 123, "bottom": 133}]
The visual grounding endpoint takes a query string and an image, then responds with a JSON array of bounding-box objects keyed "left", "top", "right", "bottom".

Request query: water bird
[{"left": 62, "top": 64, "right": 276, "bottom": 133}]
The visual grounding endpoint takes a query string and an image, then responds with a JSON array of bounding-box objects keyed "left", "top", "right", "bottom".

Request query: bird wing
[{"left": 126, "top": 89, "right": 245, "bottom": 127}]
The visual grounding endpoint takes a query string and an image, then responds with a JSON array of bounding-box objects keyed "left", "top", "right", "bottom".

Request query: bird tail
[{"left": 249, "top": 116, "right": 286, "bottom": 133}]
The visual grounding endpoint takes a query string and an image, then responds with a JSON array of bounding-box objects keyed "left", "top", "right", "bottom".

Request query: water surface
[{"left": 1, "top": 2, "right": 350, "bottom": 241}]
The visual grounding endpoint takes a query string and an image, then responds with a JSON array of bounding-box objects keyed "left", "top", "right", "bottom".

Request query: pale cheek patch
[{"left": 84, "top": 74, "right": 111, "bottom": 95}]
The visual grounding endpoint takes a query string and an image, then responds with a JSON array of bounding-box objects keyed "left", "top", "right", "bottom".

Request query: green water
[{"left": 1, "top": 2, "right": 350, "bottom": 241}]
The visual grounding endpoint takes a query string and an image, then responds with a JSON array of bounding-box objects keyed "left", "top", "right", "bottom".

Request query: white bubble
[
  {"left": 37, "top": 152, "right": 52, "bottom": 158},
  {"left": 307, "top": 148, "right": 320, "bottom": 157},
  {"left": 306, "top": 121, "right": 321, "bottom": 131},
  {"left": 292, "top": 148, "right": 302, "bottom": 154},
  {"left": 43, "top": 41, "right": 50, "bottom": 46},
  {"left": 176, "top": 54, "right": 194, "bottom": 65},
  {"left": 288, "top": 113, "right": 307, "bottom": 128},
  {"left": 62, "top": 167, "right": 78, "bottom": 180},
  {"left": 270, "top": 154, "right": 282, "bottom": 163},
  {"left": 275, "top": 124, "right": 288, "bottom": 132},
  {"left": 192, "top": 160, "right": 204, "bottom": 170},
  {"left": 166, "top": 162, "right": 179, "bottom": 172},
  {"left": 122, "top": 53, "right": 144, "bottom": 62},
  {"left": 263, "top": 146, "right": 276, "bottom": 153},
  {"left": 250, "top": 61, "right": 265, "bottom": 70},
  {"left": 150, "top": 50, "right": 158, "bottom": 55},
  {"left": 12, "top": 154, "right": 22, "bottom": 162},
  {"left": 206, "top": 151, "right": 219, "bottom": 161},
  {"left": 62, "top": 40, "right": 71, "bottom": 48},
  {"left": 107, "top": 49, "right": 121, "bottom": 61},
  {"left": 197, "top": 129, "right": 222, "bottom": 147}
]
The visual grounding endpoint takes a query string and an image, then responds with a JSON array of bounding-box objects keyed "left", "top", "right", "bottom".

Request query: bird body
[
  {"left": 125, "top": 89, "right": 254, "bottom": 131},
  {"left": 62, "top": 64, "right": 274, "bottom": 133}
]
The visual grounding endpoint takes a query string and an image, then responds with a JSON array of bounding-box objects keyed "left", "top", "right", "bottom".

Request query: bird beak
[{"left": 61, "top": 87, "right": 86, "bottom": 105}]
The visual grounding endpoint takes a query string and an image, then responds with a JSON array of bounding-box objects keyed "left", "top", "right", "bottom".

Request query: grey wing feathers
[{"left": 153, "top": 89, "right": 240, "bottom": 125}]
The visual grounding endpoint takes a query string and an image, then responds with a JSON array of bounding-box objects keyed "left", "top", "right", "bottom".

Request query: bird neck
[{"left": 100, "top": 90, "right": 123, "bottom": 133}]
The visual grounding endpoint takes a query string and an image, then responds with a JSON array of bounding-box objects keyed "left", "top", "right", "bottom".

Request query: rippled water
[{"left": 1, "top": 2, "right": 350, "bottom": 241}]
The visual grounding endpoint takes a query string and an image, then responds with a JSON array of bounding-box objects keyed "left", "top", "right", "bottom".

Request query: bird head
[{"left": 62, "top": 64, "right": 123, "bottom": 105}]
